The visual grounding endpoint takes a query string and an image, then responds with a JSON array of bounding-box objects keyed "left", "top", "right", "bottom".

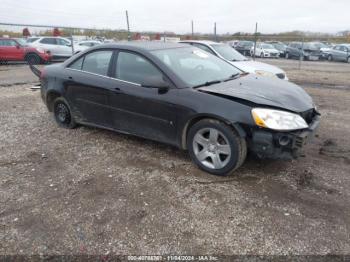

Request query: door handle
[
  {"left": 113, "top": 87, "right": 123, "bottom": 94},
  {"left": 68, "top": 76, "right": 73, "bottom": 80}
]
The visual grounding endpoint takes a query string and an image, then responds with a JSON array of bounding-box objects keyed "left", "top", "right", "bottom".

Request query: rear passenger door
[
  {"left": 108, "top": 51, "right": 177, "bottom": 144},
  {"left": 65, "top": 50, "right": 115, "bottom": 127}
]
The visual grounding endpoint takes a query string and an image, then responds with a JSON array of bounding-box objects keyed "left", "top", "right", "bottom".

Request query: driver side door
[{"left": 108, "top": 51, "right": 178, "bottom": 145}]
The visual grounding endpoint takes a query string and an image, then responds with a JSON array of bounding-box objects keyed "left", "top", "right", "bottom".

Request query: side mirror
[
  {"left": 141, "top": 76, "right": 170, "bottom": 93},
  {"left": 66, "top": 43, "right": 72, "bottom": 47}
]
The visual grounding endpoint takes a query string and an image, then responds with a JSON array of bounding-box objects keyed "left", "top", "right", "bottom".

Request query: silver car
[{"left": 327, "top": 44, "right": 350, "bottom": 63}]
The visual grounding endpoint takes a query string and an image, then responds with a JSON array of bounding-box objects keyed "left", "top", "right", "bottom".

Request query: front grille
[
  {"left": 300, "top": 109, "right": 316, "bottom": 124},
  {"left": 276, "top": 73, "right": 285, "bottom": 79}
]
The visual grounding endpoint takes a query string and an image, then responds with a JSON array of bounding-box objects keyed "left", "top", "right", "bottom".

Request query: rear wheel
[
  {"left": 53, "top": 97, "right": 77, "bottom": 129},
  {"left": 25, "top": 54, "right": 42, "bottom": 65},
  {"left": 187, "top": 119, "right": 247, "bottom": 176}
]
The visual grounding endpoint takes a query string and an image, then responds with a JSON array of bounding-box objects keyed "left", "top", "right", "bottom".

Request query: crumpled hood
[
  {"left": 231, "top": 60, "right": 285, "bottom": 75},
  {"left": 198, "top": 74, "right": 314, "bottom": 113}
]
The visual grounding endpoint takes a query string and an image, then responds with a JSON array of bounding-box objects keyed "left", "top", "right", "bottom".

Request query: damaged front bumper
[{"left": 248, "top": 115, "right": 320, "bottom": 159}]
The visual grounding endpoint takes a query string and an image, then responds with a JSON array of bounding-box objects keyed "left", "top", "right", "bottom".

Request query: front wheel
[
  {"left": 187, "top": 119, "right": 247, "bottom": 176},
  {"left": 53, "top": 97, "right": 77, "bottom": 129}
]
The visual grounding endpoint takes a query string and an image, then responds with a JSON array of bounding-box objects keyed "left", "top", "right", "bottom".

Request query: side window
[
  {"left": 40, "top": 38, "right": 56, "bottom": 45},
  {"left": 57, "top": 38, "right": 70, "bottom": 46},
  {"left": 68, "top": 56, "right": 84, "bottom": 70},
  {"left": 1, "top": 40, "right": 16, "bottom": 46},
  {"left": 82, "top": 50, "right": 113, "bottom": 76},
  {"left": 334, "top": 46, "right": 340, "bottom": 51},
  {"left": 116, "top": 52, "right": 163, "bottom": 84},
  {"left": 192, "top": 44, "right": 215, "bottom": 55}
]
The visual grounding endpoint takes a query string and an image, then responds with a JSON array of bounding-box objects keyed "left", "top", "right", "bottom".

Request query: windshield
[
  {"left": 312, "top": 42, "right": 328, "bottom": 48},
  {"left": 26, "top": 38, "right": 39, "bottom": 43},
  {"left": 261, "top": 44, "right": 275, "bottom": 49},
  {"left": 152, "top": 47, "right": 241, "bottom": 87},
  {"left": 304, "top": 43, "right": 319, "bottom": 50},
  {"left": 210, "top": 44, "right": 247, "bottom": 61},
  {"left": 15, "top": 38, "right": 26, "bottom": 46},
  {"left": 271, "top": 43, "right": 285, "bottom": 50}
]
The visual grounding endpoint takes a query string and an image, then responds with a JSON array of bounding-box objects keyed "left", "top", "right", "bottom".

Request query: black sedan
[{"left": 37, "top": 42, "right": 320, "bottom": 176}]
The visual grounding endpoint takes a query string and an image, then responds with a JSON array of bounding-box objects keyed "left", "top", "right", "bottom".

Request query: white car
[
  {"left": 179, "top": 40, "right": 288, "bottom": 80},
  {"left": 73, "top": 40, "right": 102, "bottom": 54},
  {"left": 26, "top": 37, "right": 73, "bottom": 59},
  {"left": 251, "top": 43, "right": 280, "bottom": 58}
]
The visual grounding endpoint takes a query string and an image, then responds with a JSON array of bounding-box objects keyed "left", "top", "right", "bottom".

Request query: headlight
[
  {"left": 35, "top": 47, "right": 45, "bottom": 53},
  {"left": 251, "top": 108, "right": 308, "bottom": 131},
  {"left": 255, "top": 70, "right": 276, "bottom": 78}
]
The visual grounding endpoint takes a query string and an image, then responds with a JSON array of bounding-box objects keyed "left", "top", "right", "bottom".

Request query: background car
[
  {"left": 266, "top": 41, "right": 287, "bottom": 57},
  {"left": 250, "top": 43, "right": 280, "bottom": 58},
  {"left": 285, "top": 42, "right": 322, "bottom": 60},
  {"left": 73, "top": 40, "right": 102, "bottom": 54},
  {"left": 26, "top": 36, "right": 73, "bottom": 60},
  {"left": 235, "top": 40, "right": 254, "bottom": 56},
  {"left": 0, "top": 37, "right": 51, "bottom": 64},
  {"left": 327, "top": 44, "right": 350, "bottom": 63},
  {"left": 179, "top": 40, "right": 288, "bottom": 80}
]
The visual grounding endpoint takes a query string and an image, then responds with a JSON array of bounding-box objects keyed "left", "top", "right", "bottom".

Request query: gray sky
[{"left": 0, "top": 0, "right": 349, "bottom": 34}]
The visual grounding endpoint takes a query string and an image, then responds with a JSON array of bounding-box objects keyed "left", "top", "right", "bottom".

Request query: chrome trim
[{"left": 66, "top": 68, "right": 141, "bottom": 86}]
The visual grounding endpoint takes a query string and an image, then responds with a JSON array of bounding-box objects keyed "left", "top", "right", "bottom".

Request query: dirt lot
[{"left": 1, "top": 60, "right": 350, "bottom": 256}]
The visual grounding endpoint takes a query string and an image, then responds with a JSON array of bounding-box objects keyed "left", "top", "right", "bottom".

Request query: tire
[
  {"left": 53, "top": 97, "right": 77, "bottom": 129},
  {"left": 25, "top": 54, "right": 42, "bottom": 65},
  {"left": 328, "top": 55, "right": 333, "bottom": 61},
  {"left": 187, "top": 119, "right": 247, "bottom": 176}
]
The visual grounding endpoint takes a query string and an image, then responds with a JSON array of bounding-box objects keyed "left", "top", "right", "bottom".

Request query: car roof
[
  {"left": 179, "top": 40, "right": 219, "bottom": 46},
  {"left": 93, "top": 41, "right": 190, "bottom": 51}
]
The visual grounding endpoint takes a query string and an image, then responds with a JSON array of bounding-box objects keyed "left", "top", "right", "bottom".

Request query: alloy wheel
[{"left": 192, "top": 127, "right": 231, "bottom": 170}]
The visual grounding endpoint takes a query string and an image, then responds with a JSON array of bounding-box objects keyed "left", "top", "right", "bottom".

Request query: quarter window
[
  {"left": 82, "top": 50, "right": 113, "bottom": 76},
  {"left": 116, "top": 52, "right": 163, "bottom": 84}
]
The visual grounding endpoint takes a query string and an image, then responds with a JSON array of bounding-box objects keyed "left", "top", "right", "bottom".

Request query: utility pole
[
  {"left": 126, "top": 10, "right": 130, "bottom": 41},
  {"left": 191, "top": 20, "right": 194, "bottom": 39},
  {"left": 253, "top": 22, "right": 258, "bottom": 60},
  {"left": 214, "top": 22, "right": 217, "bottom": 42}
]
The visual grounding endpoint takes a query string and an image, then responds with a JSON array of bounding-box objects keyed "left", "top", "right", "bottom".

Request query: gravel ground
[{"left": 0, "top": 61, "right": 350, "bottom": 256}]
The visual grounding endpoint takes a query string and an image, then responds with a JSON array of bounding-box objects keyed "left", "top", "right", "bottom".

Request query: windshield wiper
[
  {"left": 193, "top": 80, "right": 222, "bottom": 88},
  {"left": 223, "top": 73, "right": 241, "bottom": 82}
]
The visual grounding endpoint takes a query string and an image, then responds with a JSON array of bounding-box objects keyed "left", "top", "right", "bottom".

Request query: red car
[{"left": 0, "top": 38, "right": 51, "bottom": 64}]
